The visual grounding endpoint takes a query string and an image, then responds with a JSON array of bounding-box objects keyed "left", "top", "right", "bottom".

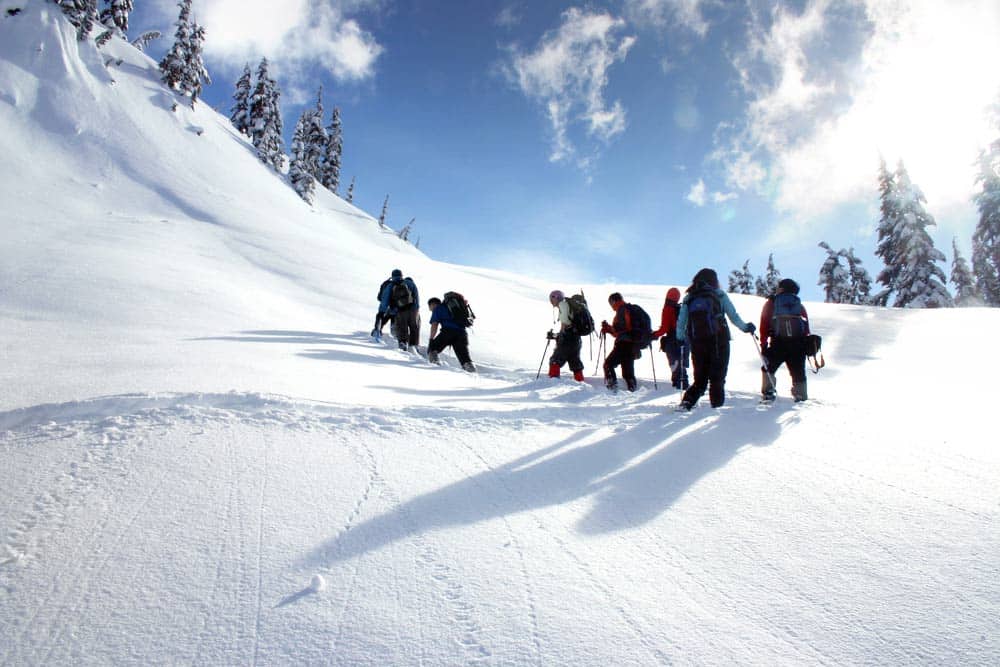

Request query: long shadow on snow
[{"left": 300, "top": 396, "right": 789, "bottom": 568}]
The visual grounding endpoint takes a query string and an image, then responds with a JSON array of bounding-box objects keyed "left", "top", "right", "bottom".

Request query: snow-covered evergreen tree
[
  {"left": 951, "top": 238, "right": 978, "bottom": 306},
  {"left": 842, "top": 247, "right": 872, "bottom": 305},
  {"left": 130, "top": 30, "right": 161, "bottom": 52},
  {"left": 249, "top": 58, "right": 284, "bottom": 173},
  {"left": 320, "top": 107, "right": 342, "bottom": 193},
  {"left": 973, "top": 136, "right": 1000, "bottom": 306},
  {"left": 346, "top": 175, "right": 355, "bottom": 203},
  {"left": 57, "top": 0, "right": 98, "bottom": 41},
  {"left": 378, "top": 195, "right": 389, "bottom": 228},
  {"left": 890, "top": 164, "right": 952, "bottom": 308},
  {"left": 158, "top": 0, "right": 192, "bottom": 92},
  {"left": 230, "top": 63, "right": 252, "bottom": 136},
  {"left": 398, "top": 218, "right": 414, "bottom": 242},
  {"left": 288, "top": 114, "right": 315, "bottom": 204},
  {"left": 873, "top": 157, "right": 901, "bottom": 306},
  {"left": 99, "top": 0, "right": 132, "bottom": 34},
  {"left": 754, "top": 253, "right": 780, "bottom": 296},
  {"left": 818, "top": 242, "right": 849, "bottom": 303},
  {"left": 183, "top": 22, "right": 210, "bottom": 105},
  {"left": 303, "top": 88, "right": 327, "bottom": 182},
  {"left": 728, "top": 260, "right": 753, "bottom": 295}
]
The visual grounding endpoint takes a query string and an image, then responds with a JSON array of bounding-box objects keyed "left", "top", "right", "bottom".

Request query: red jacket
[{"left": 652, "top": 288, "right": 681, "bottom": 339}]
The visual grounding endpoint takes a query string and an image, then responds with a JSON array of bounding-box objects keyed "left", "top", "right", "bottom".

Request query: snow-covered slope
[{"left": 2, "top": 4, "right": 999, "bottom": 664}]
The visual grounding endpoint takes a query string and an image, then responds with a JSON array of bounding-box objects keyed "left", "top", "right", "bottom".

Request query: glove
[
  {"left": 600, "top": 321, "right": 612, "bottom": 335},
  {"left": 546, "top": 330, "right": 556, "bottom": 340},
  {"left": 744, "top": 322, "right": 756, "bottom": 334}
]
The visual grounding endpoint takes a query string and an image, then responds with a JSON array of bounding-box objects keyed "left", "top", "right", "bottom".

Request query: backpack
[
  {"left": 685, "top": 286, "right": 725, "bottom": 341},
  {"left": 566, "top": 294, "right": 595, "bottom": 335},
  {"left": 443, "top": 291, "right": 475, "bottom": 327},
  {"left": 626, "top": 303, "right": 653, "bottom": 350},
  {"left": 771, "top": 293, "right": 806, "bottom": 338},
  {"left": 391, "top": 280, "right": 415, "bottom": 309}
]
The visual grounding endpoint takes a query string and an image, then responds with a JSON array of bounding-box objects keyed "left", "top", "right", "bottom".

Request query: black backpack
[
  {"left": 627, "top": 303, "right": 653, "bottom": 349},
  {"left": 566, "top": 294, "right": 595, "bottom": 335},
  {"left": 685, "top": 286, "right": 725, "bottom": 341},
  {"left": 443, "top": 291, "right": 475, "bottom": 327},
  {"left": 771, "top": 293, "right": 806, "bottom": 338},
  {"left": 391, "top": 280, "right": 415, "bottom": 309}
]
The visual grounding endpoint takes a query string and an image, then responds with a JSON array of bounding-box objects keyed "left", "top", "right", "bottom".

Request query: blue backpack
[
  {"left": 771, "top": 293, "right": 805, "bottom": 338},
  {"left": 685, "top": 287, "right": 725, "bottom": 341}
]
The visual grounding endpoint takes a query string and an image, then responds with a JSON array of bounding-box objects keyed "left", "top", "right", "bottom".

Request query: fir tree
[
  {"left": 184, "top": 22, "right": 211, "bottom": 105},
  {"left": 951, "top": 238, "right": 978, "bottom": 306},
  {"left": 728, "top": 260, "right": 753, "bottom": 295},
  {"left": 346, "top": 176, "right": 355, "bottom": 203},
  {"left": 378, "top": 195, "right": 389, "bottom": 228},
  {"left": 873, "top": 157, "right": 901, "bottom": 306},
  {"left": 818, "top": 242, "right": 849, "bottom": 303},
  {"left": 321, "top": 107, "right": 343, "bottom": 193},
  {"left": 890, "top": 163, "right": 952, "bottom": 308},
  {"left": 158, "top": 0, "right": 192, "bottom": 92},
  {"left": 249, "top": 58, "right": 284, "bottom": 172},
  {"left": 288, "top": 114, "right": 315, "bottom": 204},
  {"left": 755, "top": 253, "right": 780, "bottom": 296},
  {"left": 398, "top": 218, "right": 414, "bottom": 242},
  {"left": 130, "top": 30, "right": 161, "bottom": 52},
  {"left": 973, "top": 136, "right": 1000, "bottom": 306},
  {"left": 842, "top": 247, "right": 872, "bottom": 305},
  {"left": 57, "top": 0, "right": 98, "bottom": 41},
  {"left": 99, "top": 0, "right": 133, "bottom": 34},
  {"left": 303, "top": 88, "right": 327, "bottom": 182},
  {"left": 230, "top": 63, "right": 252, "bottom": 136}
]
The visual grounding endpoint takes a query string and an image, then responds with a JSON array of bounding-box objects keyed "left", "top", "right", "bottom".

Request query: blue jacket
[
  {"left": 429, "top": 302, "right": 466, "bottom": 331},
  {"left": 379, "top": 277, "right": 419, "bottom": 315},
  {"left": 676, "top": 286, "right": 751, "bottom": 344}
]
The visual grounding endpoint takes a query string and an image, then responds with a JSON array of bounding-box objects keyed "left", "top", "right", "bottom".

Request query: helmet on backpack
[{"left": 777, "top": 278, "right": 800, "bottom": 295}]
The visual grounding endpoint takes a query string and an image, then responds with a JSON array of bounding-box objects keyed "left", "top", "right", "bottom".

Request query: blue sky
[{"left": 132, "top": 0, "right": 1000, "bottom": 301}]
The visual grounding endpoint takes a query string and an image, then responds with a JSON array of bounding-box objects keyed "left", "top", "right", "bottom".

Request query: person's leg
[
  {"left": 621, "top": 342, "right": 637, "bottom": 391},
  {"left": 680, "top": 340, "right": 709, "bottom": 407},
  {"left": 603, "top": 342, "right": 626, "bottom": 389},
  {"left": 708, "top": 338, "right": 730, "bottom": 408}
]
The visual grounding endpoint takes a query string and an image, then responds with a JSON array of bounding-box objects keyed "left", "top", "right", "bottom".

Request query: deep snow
[{"left": 1, "top": 3, "right": 998, "bottom": 665}]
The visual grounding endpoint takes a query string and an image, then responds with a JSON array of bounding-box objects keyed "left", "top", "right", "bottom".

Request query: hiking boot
[
  {"left": 462, "top": 362, "right": 477, "bottom": 373},
  {"left": 626, "top": 379, "right": 637, "bottom": 392},
  {"left": 676, "top": 400, "right": 693, "bottom": 412},
  {"left": 548, "top": 363, "right": 560, "bottom": 378},
  {"left": 427, "top": 350, "right": 439, "bottom": 364},
  {"left": 761, "top": 390, "right": 776, "bottom": 402},
  {"left": 791, "top": 381, "right": 808, "bottom": 402},
  {"left": 573, "top": 369, "right": 585, "bottom": 382},
  {"left": 399, "top": 342, "right": 408, "bottom": 351}
]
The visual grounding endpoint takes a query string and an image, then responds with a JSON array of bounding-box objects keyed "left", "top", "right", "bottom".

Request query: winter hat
[
  {"left": 549, "top": 290, "right": 564, "bottom": 301},
  {"left": 777, "top": 278, "right": 800, "bottom": 294},
  {"left": 666, "top": 287, "right": 681, "bottom": 302},
  {"left": 391, "top": 268, "right": 403, "bottom": 279}
]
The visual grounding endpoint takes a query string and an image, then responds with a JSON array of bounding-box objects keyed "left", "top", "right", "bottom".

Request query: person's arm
[
  {"left": 652, "top": 304, "right": 669, "bottom": 338},
  {"left": 759, "top": 299, "right": 774, "bottom": 343},
  {"left": 721, "top": 292, "right": 752, "bottom": 332},
  {"left": 379, "top": 283, "right": 391, "bottom": 313},
  {"left": 558, "top": 300, "right": 572, "bottom": 332}
]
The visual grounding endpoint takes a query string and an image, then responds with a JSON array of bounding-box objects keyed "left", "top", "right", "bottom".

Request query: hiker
[
  {"left": 652, "top": 287, "right": 689, "bottom": 390},
  {"left": 759, "top": 278, "right": 810, "bottom": 402},
  {"left": 676, "top": 268, "right": 755, "bottom": 410},
  {"left": 427, "top": 296, "right": 476, "bottom": 372},
  {"left": 378, "top": 269, "right": 420, "bottom": 351},
  {"left": 546, "top": 290, "right": 586, "bottom": 382},
  {"left": 599, "top": 292, "right": 647, "bottom": 391}
]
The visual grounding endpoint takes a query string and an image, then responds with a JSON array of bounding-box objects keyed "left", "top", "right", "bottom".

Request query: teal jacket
[{"left": 676, "top": 287, "right": 752, "bottom": 344}]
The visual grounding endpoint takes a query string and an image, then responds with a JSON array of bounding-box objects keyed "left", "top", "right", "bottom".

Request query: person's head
[
  {"left": 777, "top": 278, "right": 800, "bottom": 295},
  {"left": 427, "top": 297, "right": 441, "bottom": 310},
  {"left": 548, "top": 289, "right": 564, "bottom": 306},
  {"left": 391, "top": 268, "right": 403, "bottom": 280},
  {"left": 608, "top": 292, "right": 624, "bottom": 309},
  {"left": 689, "top": 268, "right": 719, "bottom": 292},
  {"left": 666, "top": 287, "right": 681, "bottom": 303}
]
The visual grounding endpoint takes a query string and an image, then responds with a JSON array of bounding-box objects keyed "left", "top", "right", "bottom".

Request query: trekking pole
[
  {"left": 648, "top": 343, "right": 658, "bottom": 390},
  {"left": 593, "top": 332, "right": 606, "bottom": 376},
  {"left": 535, "top": 333, "right": 553, "bottom": 379}
]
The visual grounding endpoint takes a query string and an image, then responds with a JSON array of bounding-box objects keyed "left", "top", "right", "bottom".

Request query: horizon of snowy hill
[{"left": 2, "top": 4, "right": 999, "bottom": 665}]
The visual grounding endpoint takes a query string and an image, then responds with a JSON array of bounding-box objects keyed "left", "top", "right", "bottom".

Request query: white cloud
[
  {"left": 624, "top": 0, "right": 710, "bottom": 37},
  {"left": 715, "top": 0, "right": 1000, "bottom": 226},
  {"left": 151, "top": 0, "right": 383, "bottom": 87},
  {"left": 686, "top": 179, "right": 707, "bottom": 206},
  {"left": 495, "top": 4, "right": 522, "bottom": 30},
  {"left": 504, "top": 8, "right": 636, "bottom": 168}
]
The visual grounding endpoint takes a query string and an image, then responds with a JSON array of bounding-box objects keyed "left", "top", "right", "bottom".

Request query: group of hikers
[{"left": 373, "top": 266, "right": 818, "bottom": 409}]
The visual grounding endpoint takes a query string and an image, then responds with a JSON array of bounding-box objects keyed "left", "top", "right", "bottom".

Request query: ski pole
[
  {"left": 593, "top": 332, "right": 606, "bottom": 376},
  {"left": 648, "top": 343, "right": 658, "bottom": 390},
  {"left": 535, "top": 333, "right": 553, "bottom": 379}
]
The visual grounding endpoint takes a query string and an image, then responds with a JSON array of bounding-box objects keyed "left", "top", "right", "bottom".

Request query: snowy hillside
[{"left": 2, "top": 4, "right": 999, "bottom": 665}]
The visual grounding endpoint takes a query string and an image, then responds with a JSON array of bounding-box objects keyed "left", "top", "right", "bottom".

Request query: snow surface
[{"left": 1, "top": 4, "right": 999, "bottom": 664}]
